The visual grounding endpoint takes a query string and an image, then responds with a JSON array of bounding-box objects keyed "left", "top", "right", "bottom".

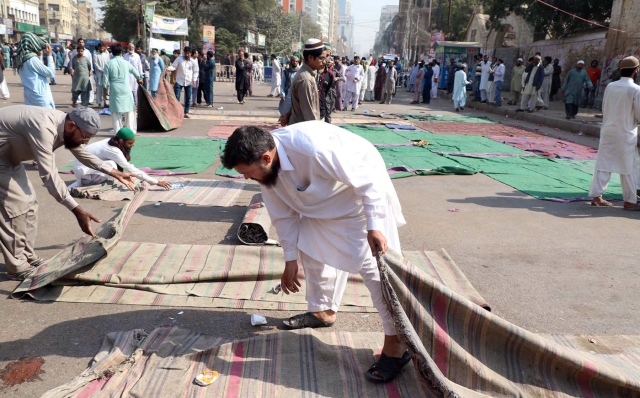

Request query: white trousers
[
  {"left": 487, "top": 81, "right": 495, "bottom": 103},
  {"left": 589, "top": 170, "right": 638, "bottom": 204},
  {"left": 364, "top": 90, "right": 374, "bottom": 101},
  {"left": 359, "top": 85, "right": 366, "bottom": 101},
  {"left": 430, "top": 82, "right": 438, "bottom": 98},
  {"left": 300, "top": 250, "right": 396, "bottom": 336},
  {"left": 520, "top": 91, "right": 543, "bottom": 110},
  {"left": 480, "top": 89, "right": 487, "bottom": 101},
  {"left": 345, "top": 90, "right": 359, "bottom": 110},
  {"left": 76, "top": 160, "right": 117, "bottom": 186},
  {"left": 112, "top": 110, "right": 136, "bottom": 133},
  {"left": 269, "top": 76, "right": 281, "bottom": 96}
]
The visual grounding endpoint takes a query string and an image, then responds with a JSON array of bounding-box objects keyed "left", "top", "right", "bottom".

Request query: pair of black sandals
[{"left": 282, "top": 312, "right": 412, "bottom": 383}]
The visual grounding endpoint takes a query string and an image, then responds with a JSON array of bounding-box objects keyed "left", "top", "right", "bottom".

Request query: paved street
[{"left": 0, "top": 70, "right": 639, "bottom": 397}]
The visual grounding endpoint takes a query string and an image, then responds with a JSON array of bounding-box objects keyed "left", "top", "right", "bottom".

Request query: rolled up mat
[{"left": 237, "top": 194, "right": 279, "bottom": 245}]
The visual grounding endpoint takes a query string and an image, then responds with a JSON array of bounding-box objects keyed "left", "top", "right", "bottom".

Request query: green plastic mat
[
  {"left": 377, "top": 146, "right": 477, "bottom": 179},
  {"left": 393, "top": 132, "right": 529, "bottom": 155},
  {"left": 61, "top": 137, "right": 220, "bottom": 174},
  {"left": 396, "top": 114, "right": 497, "bottom": 123},
  {"left": 443, "top": 155, "right": 623, "bottom": 200},
  {"left": 340, "top": 125, "right": 411, "bottom": 145}
]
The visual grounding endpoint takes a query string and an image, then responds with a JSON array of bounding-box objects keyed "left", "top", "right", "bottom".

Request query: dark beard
[
  {"left": 108, "top": 137, "right": 132, "bottom": 161},
  {"left": 258, "top": 158, "right": 280, "bottom": 188},
  {"left": 63, "top": 135, "right": 81, "bottom": 149}
]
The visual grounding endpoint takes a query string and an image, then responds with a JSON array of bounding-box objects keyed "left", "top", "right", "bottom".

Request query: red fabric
[
  {"left": 413, "top": 121, "right": 546, "bottom": 137},
  {"left": 586, "top": 67, "right": 601, "bottom": 86}
]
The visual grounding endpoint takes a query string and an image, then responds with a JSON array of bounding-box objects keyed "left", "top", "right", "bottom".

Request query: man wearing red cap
[{"left": 590, "top": 56, "right": 640, "bottom": 210}]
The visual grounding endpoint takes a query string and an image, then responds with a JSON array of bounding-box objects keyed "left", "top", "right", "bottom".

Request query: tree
[
  {"left": 214, "top": 27, "right": 240, "bottom": 55},
  {"left": 484, "top": 0, "right": 613, "bottom": 38},
  {"left": 101, "top": 0, "right": 138, "bottom": 41},
  {"left": 430, "top": 0, "right": 475, "bottom": 41}
]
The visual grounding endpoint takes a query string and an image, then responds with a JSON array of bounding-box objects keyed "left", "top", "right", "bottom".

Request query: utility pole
[
  {"left": 298, "top": 11, "right": 303, "bottom": 44},
  {"left": 447, "top": 0, "right": 452, "bottom": 32}
]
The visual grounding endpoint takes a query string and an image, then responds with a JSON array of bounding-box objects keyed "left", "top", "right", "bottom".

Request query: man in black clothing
[{"left": 317, "top": 49, "right": 335, "bottom": 123}]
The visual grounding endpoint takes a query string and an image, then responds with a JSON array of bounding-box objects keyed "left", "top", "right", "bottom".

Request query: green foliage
[
  {"left": 431, "top": 0, "right": 476, "bottom": 41},
  {"left": 214, "top": 28, "right": 239, "bottom": 55},
  {"left": 484, "top": 0, "right": 613, "bottom": 38},
  {"left": 101, "top": 0, "right": 138, "bottom": 42}
]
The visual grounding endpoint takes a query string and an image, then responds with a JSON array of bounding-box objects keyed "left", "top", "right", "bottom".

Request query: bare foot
[
  {"left": 311, "top": 309, "right": 336, "bottom": 324},
  {"left": 381, "top": 334, "right": 407, "bottom": 358}
]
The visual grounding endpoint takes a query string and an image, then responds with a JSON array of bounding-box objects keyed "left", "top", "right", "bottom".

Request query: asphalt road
[{"left": 0, "top": 70, "right": 638, "bottom": 397}]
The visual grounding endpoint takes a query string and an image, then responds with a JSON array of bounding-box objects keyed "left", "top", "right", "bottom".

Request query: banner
[
  {"left": 150, "top": 37, "right": 180, "bottom": 53},
  {"left": 0, "top": 25, "right": 6, "bottom": 35},
  {"left": 246, "top": 31, "right": 256, "bottom": 45},
  {"left": 144, "top": 5, "right": 155, "bottom": 23},
  {"left": 151, "top": 15, "right": 188, "bottom": 36},
  {"left": 257, "top": 34, "right": 266, "bottom": 47},
  {"left": 2, "top": 18, "right": 13, "bottom": 35},
  {"left": 202, "top": 25, "right": 215, "bottom": 43}
]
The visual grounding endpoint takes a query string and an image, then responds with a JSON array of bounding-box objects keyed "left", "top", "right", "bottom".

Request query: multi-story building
[
  {"left": 7, "top": 0, "right": 44, "bottom": 39},
  {"left": 38, "top": 0, "right": 75, "bottom": 41},
  {"left": 337, "top": 15, "right": 353, "bottom": 55},
  {"left": 278, "top": 0, "right": 338, "bottom": 47},
  {"left": 395, "top": 0, "right": 432, "bottom": 61},
  {"left": 76, "top": 0, "right": 96, "bottom": 39},
  {"left": 373, "top": 5, "right": 398, "bottom": 53}
]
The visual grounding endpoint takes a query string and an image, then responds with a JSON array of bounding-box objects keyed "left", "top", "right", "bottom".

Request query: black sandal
[
  {"left": 282, "top": 312, "right": 335, "bottom": 330},
  {"left": 365, "top": 352, "right": 412, "bottom": 383}
]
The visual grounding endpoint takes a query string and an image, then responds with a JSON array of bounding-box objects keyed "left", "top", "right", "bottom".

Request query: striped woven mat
[
  {"left": 70, "top": 178, "right": 246, "bottom": 206},
  {"left": 207, "top": 124, "right": 281, "bottom": 139},
  {"left": 19, "top": 243, "right": 488, "bottom": 312},
  {"left": 41, "top": 327, "right": 431, "bottom": 397},
  {"left": 414, "top": 121, "right": 546, "bottom": 137}
]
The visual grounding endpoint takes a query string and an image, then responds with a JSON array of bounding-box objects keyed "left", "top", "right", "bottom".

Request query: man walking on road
[
  {"left": 517, "top": 56, "right": 544, "bottom": 113},
  {"left": 70, "top": 46, "right": 93, "bottom": 107},
  {"left": 169, "top": 46, "right": 196, "bottom": 118},
  {"left": 103, "top": 44, "right": 143, "bottom": 132},
  {"left": 0, "top": 106, "right": 135, "bottom": 280},
  {"left": 268, "top": 54, "right": 281, "bottom": 97},
  {"left": 344, "top": 55, "right": 364, "bottom": 111},
  {"left": 589, "top": 56, "right": 640, "bottom": 210},
  {"left": 221, "top": 121, "right": 410, "bottom": 383},
  {"left": 279, "top": 39, "right": 323, "bottom": 126},
  {"left": 561, "top": 60, "right": 592, "bottom": 119},
  {"left": 94, "top": 43, "right": 110, "bottom": 108}
]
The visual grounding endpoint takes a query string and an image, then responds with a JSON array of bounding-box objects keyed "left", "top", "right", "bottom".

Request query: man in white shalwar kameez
[
  {"left": 589, "top": 56, "right": 640, "bottom": 210},
  {"left": 430, "top": 61, "right": 440, "bottom": 99},
  {"left": 222, "top": 121, "right": 411, "bottom": 383},
  {"left": 268, "top": 54, "right": 281, "bottom": 97},
  {"left": 123, "top": 43, "right": 143, "bottom": 106},
  {"left": 479, "top": 54, "right": 491, "bottom": 102},
  {"left": 453, "top": 64, "right": 470, "bottom": 111},
  {"left": 344, "top": 57, "right": 364, "bottom": 111}
]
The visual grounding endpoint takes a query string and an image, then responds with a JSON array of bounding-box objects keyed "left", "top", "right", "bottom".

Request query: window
[{"left": 470, "top": 29, "right": 477, "bottom": 42}]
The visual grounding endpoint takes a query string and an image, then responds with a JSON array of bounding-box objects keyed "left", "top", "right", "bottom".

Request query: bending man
[
  {"left": 222, "top": 121, "right": 410, "bottom": 383},
  {"left": 72, "top": 127, "right": 172, "bottom": 189},
  {"left": 0, "top": 106, "right": 134, "bottom": 280}
]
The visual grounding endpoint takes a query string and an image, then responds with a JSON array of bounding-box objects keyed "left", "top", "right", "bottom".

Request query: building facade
[
  {"left": 39, "top": 0, "right": 75, "bottom": 41},
  {"left": 279, "top": 0, "right": 340, "bottom": 48}
]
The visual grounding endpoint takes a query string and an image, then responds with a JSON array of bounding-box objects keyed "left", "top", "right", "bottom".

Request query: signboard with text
[{"left": 151, "top": 15, "right": 188, "bottom": 36}]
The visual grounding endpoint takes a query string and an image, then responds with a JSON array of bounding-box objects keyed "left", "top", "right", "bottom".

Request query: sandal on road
[
  {"left": 365, "top": 351, "right": 412, "bottom": 383},
  {"left": 591, "top": 200, "right": 613, "bottom": 207},
  {"left": 282, "top": 312, "right": 335, "bottom": 330}
]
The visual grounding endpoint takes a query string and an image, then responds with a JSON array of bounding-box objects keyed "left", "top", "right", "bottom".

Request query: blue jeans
[
  {"left": 205, "top": 80, "right": 214, "bottom": 105},
  {"left": 174, "top": 83, "right": 192, "bottom": 115},
  {"left": 494, "top": 80, "right": 503, "bottom": 105},
  {"left": 474, "top": 76, "right": 481, "bottom": 99}
]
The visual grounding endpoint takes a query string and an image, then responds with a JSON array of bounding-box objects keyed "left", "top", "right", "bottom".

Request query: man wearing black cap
[
  {"left": 0, "top": 105, "right": 135, "bottom": 280},
  {"left": 590, "top": 56, "right": 640, "bottom": 210}
]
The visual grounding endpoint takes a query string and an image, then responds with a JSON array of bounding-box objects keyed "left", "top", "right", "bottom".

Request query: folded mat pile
[
  {"left": 41, "top": 251, "right": 640, "bottom": 398},
  {"left": 61, "top": 136, "right": 221, "bottom": 174}
]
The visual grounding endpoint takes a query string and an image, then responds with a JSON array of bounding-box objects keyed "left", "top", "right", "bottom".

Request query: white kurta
[
  {"left": 479, "top": 61, "right": 491, "bottom": 90},
  {"left": 365, "top": 65, "right": 377, "bottom": 91},
  {"left": 123, "top": 52, "right": 143, "bottom": 92},
  {"left": 452, "top": 69, "right": 469, "bottom": 106},
  {"left": 345, "top": 64, "right": 364, "bottom": 94},
  {"left": 72, "top": 138, "right": 158, "bottom": 186},
  {"left": 260, "top": 121, "right": 406, "bottom": 273},
  {"left": 431, "top": 64, "right": 440, "bottom": 97},
  {"left": 594, "top": 77, "right": 640, "bottom": 175},
  {"left": 270, "top": 59, "right": 282, "bottom": 96}
]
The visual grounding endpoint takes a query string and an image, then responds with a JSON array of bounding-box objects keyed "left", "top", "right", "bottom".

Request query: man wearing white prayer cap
[
  {"left": 560, "top": 59, "right": 592, "bottom": 119},
  {"left": 279, "top": 38, "right": 324, "bottom": 126},
  {"left": 590, "top": 56, "right": 640, "bottom": 210}
]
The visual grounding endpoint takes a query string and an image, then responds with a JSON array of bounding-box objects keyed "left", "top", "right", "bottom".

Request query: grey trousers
[{"left": 0, "top": 162, "right": 39, "bottom": 274}]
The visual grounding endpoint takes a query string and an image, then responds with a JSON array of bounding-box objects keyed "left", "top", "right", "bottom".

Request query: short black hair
[
  {"left": 544, "top": 56, "right": 552, "bottom": 63},
  {"left": 77, "top": 45, "right": 85, "bottom": 51},
  {"left": 621, "top": 67, "right": 636, "bottom": 78},
  {"left": 183, "top": 46, "right": 191, "bottom": 53},
  {"left": 303, "top": 47, "right": 323, "bottom": 62},
  {"left": 221, "top": 126, "right": 276, "bottom": 169},
  {"left": 111, "top": 44, "right": 123, "bottom": 56}
]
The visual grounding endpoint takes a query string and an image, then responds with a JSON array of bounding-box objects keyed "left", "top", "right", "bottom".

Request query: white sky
[{"left": 351, "top": 0, "right": 399, "bottom": 54}]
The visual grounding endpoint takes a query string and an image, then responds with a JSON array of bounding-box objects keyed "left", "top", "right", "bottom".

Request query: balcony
[{"left": 47, "top": 10, "right": 61, "bottom": 22}]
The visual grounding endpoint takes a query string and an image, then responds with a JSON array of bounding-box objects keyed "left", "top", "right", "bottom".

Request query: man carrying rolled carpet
[
  {"left": 0, "top": 106, "right": 135, "bottom": 280},
  {"left": 222, "top": 120, "right": 411, "bottom": 383}
]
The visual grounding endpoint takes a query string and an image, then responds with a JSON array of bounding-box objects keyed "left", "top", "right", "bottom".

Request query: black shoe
[
  {"left": 460, "top": 107, "right": 464, "bottom": 111},
  {"left": 516, "top": 109, "right": 525, "bottom": 112}
]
